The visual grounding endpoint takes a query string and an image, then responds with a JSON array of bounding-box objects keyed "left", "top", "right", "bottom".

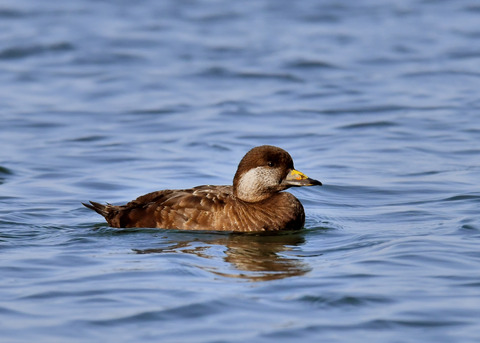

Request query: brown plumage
[{"left": 83, "top": 145, "right": 322, "bottom": 232}]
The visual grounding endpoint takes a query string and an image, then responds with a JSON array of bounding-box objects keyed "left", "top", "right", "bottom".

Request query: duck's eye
[{"left": 267, "top": 161, "right": 275, "bottom": 167}]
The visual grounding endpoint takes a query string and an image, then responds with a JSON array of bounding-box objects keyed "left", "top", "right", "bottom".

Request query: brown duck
[{"left": 83, "top": 145, "right": 322, "bottom": 232}]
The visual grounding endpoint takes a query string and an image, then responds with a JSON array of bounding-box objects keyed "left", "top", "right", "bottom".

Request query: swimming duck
[{"left": 83, "top": 145, "right": 322, "bottom": 232}]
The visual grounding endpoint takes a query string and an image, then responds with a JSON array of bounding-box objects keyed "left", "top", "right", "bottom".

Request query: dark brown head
[{"left": 233, "top": 145, "right": 322, "bottom": 202}]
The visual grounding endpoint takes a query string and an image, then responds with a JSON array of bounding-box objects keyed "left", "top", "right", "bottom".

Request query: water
[{"left": 1, "top": 0, "right": 480, "bottom": 342}]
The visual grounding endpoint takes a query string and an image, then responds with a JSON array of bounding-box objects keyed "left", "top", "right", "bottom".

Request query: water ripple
[{"left": 0, "top": 42, "right": 74, "bottom": 60}]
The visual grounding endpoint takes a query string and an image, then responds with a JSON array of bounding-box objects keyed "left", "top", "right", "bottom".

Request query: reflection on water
[
  {"left": 0, "top": 166, "right": 13, "bottom": 185},
  {"left": 134, "top": 232, "right": 311, "bottom": 281}
]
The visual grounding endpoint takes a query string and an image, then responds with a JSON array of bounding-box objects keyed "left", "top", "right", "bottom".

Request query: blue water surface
[{"left": 1, "top": 0, "right": 480, "bottom": 342}]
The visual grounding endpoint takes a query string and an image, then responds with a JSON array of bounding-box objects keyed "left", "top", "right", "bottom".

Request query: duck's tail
[{"left": 82, "top": 201, "right": 109, "bottom": 218}]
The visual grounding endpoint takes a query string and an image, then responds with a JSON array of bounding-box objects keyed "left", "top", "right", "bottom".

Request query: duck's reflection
[{"left": 134, "top": 231, "right": 311, "bottom": 281}]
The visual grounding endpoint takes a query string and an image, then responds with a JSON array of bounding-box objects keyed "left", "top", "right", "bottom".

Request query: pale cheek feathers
[{"left": 236, "top": 167, "right": 280, "bottom": 202}]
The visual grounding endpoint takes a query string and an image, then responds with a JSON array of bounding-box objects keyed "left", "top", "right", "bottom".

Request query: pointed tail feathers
[{"left": 82, "top": 201, "right": 109, "bottom": 217}]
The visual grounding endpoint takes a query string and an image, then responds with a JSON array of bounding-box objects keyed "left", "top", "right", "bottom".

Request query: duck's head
[{"left": 233, "top": 145, "right": 322, "bottom": 202}]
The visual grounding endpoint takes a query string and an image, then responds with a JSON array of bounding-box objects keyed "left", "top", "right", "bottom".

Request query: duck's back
[
  {"left": 103, "top": 185, "right": 228, "bottom": 229},
  {"left": 100, "top": 185, "right": 304, "bottom": 232}
]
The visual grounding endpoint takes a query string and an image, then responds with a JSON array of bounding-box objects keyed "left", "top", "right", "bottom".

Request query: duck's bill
[{"left": 282, "top": 169, "right": 322, "bottom": 187}]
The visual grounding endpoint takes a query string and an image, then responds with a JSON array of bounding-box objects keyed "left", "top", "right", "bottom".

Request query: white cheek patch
[
  {"left": 237, "top": 167, "right": 262, "bottom": 195},
  {"left": 236, "top": 167, "right": 280, "bottom": 202}
]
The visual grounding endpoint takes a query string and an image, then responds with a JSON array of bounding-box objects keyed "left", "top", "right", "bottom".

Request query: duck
[{"left": 83, "top": 145, "right": 322, "bottom": 232}]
